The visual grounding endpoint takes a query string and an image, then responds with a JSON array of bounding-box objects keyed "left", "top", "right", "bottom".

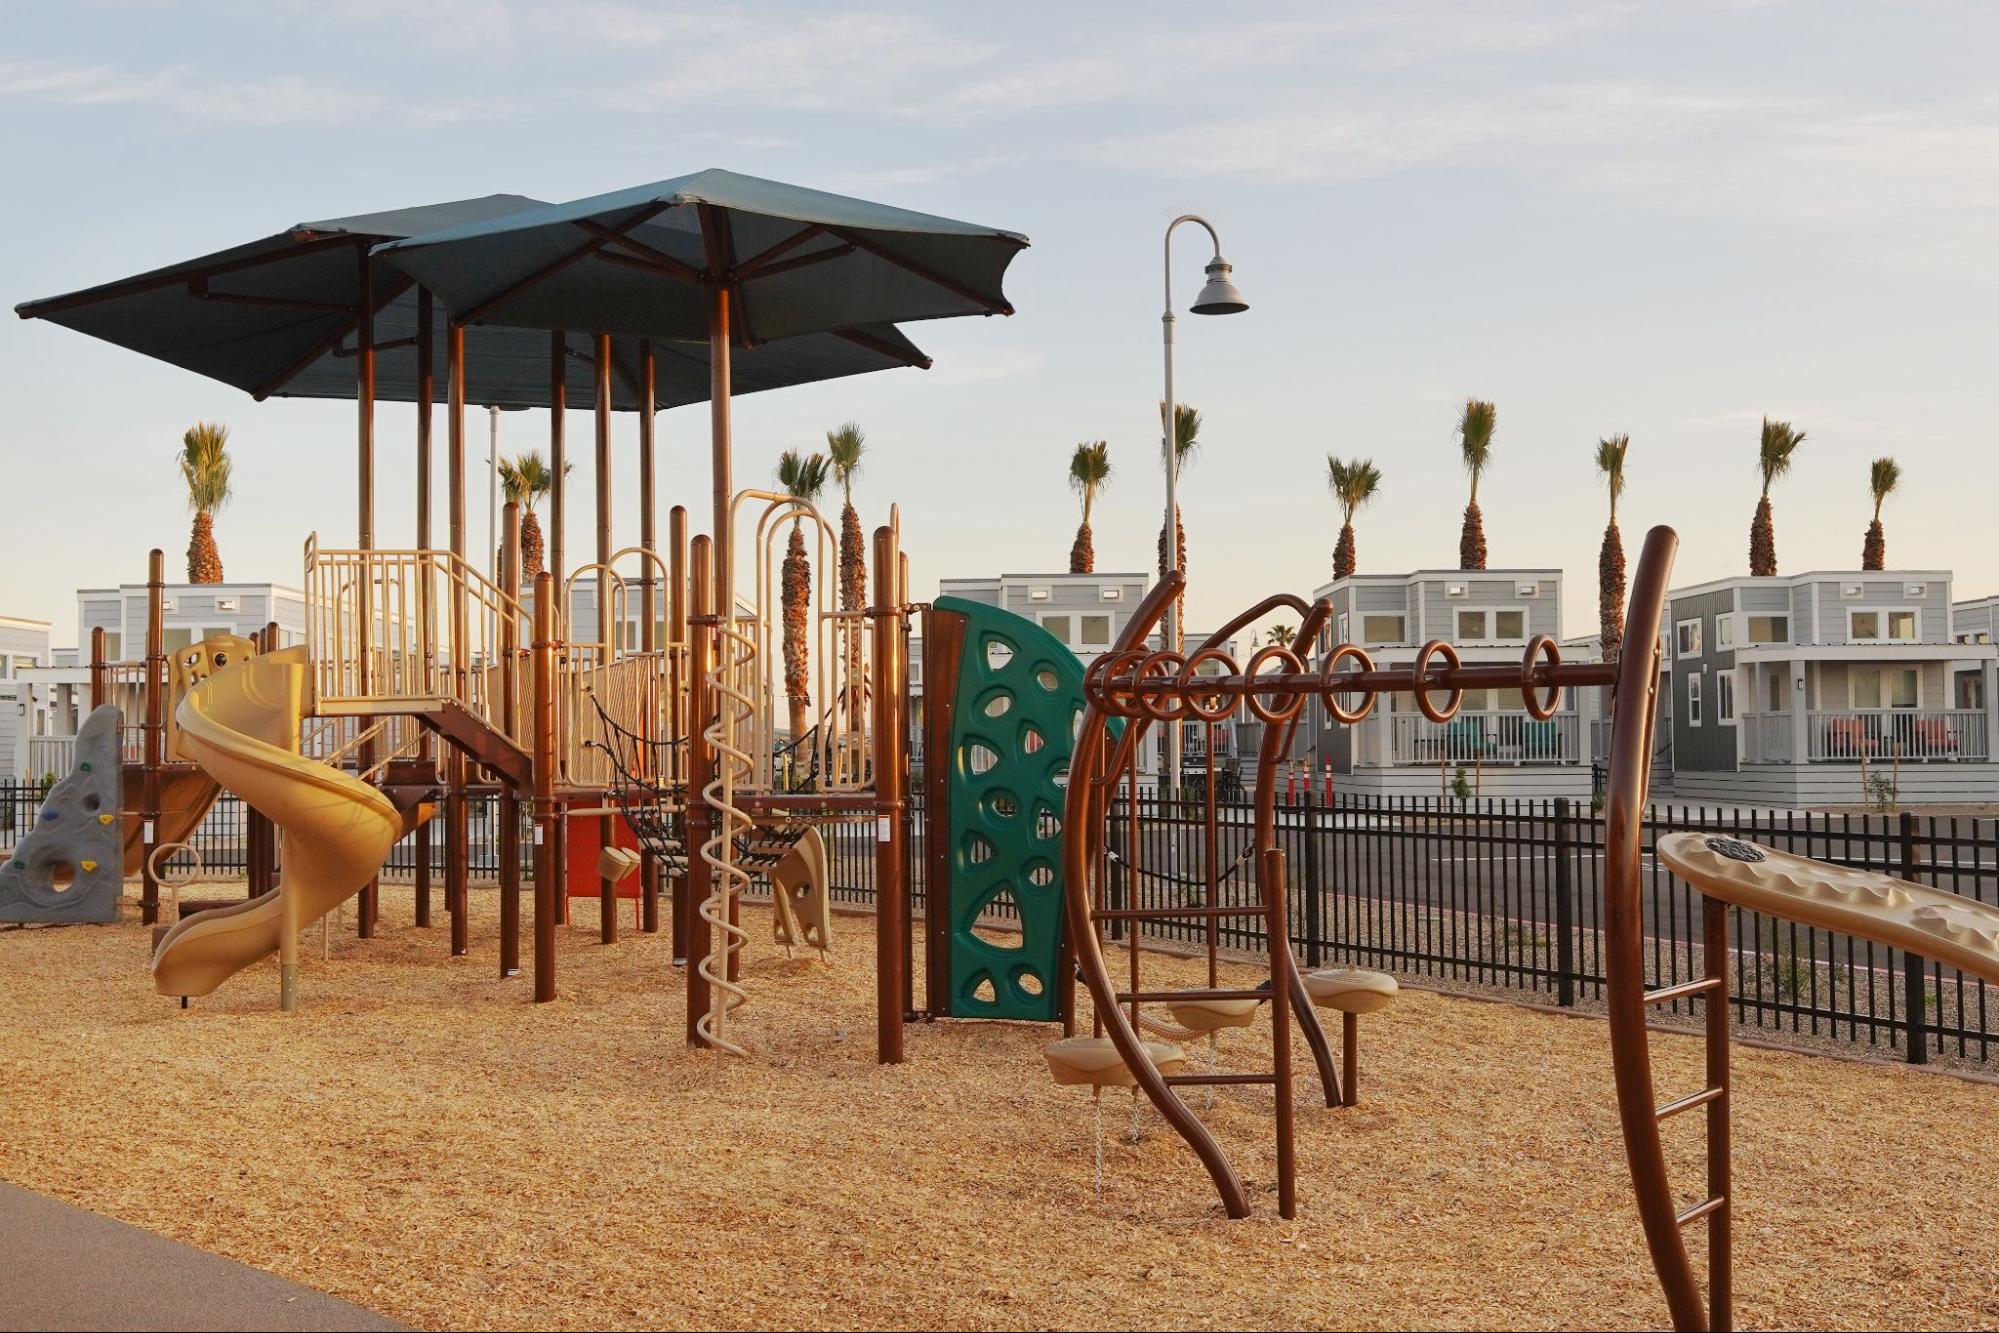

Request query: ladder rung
[
  {"left": 1654, "top": 1087, "right": 1725, "bottom": 1121},
  {"left": 1117, "top": 989, "right": 1269, "bottom": 1004},
  {"left": 1676, "top": 1196, "right": 1726, "bottom": 1226},
  {"left": 1644, "top": 977, "right": 1723, "bottom": 1006},
  {"left": 1163, "top": 1072, "right": 1277, "bottom": 1087},
  {"left": 1092, "top": 905, "right": 1268, "bottom": 922}
]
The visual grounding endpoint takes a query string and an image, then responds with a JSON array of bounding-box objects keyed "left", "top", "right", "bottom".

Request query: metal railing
[
  {"left": 1805, "top": 709, "right": 1989, "bottom": 762},
  {"left": 1389, "top": 711, "right": 1580, "bottom": 765}
]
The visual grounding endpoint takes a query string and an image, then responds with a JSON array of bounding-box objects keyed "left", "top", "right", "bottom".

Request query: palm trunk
[
  {"left": 1862, "top": 518, "right": 1886, "bottom": 571},
  {"left": 1458, "top": 500, "right": 1487, "bottom": 570},
  {"left": 840, "top": 501, "right": 866, "bottom": 734},
  {"left": 1750, "top": 495, "right": 1777, "bottom": 576},
  {"left": 782, "top": 521, "right": 811, "bottom": 741},
  {"left": 519, "top": 512, "right": 546, "bottom": 583},
  {"left": 1069, "top": 521, "right": 1094, "bottom": 574},
  {"left": 1599, "top": 520, "right": 1626, "bottom": 661},
  {"left": 187, "top": 509, "right": 223, "bottom": 584},
  {"left": 1333, "top": 522, "right": 1357, "bottom": 580}
]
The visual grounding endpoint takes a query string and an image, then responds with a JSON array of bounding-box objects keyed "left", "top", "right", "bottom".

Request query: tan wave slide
[{"left": 150, "top": 645, "right": 404, "bottom": 1002}]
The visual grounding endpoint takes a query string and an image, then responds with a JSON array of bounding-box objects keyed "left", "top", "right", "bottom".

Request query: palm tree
[
  {"left": 1750, "top": 417, "right": 1806, "bottom": 576},
  {"left": 1325, "top": 455, "right": 1382, "bottom": 580},
  {"left": 1862, "top": 456, "right": 1901, "bottom": 571},
  {"left": 825, "top": 422, "right": 868, "bottom": 735},
  {"left": 1266, "top": 624, "right": 1295, "bottom": 647},
  {"left": 1457, "top": 399, "right": 1495, "bottom": 570},
  {"left": 1068, "top": 441, "right": 1112, "bottom": 573},
  {"left": 179, "top": 422, "right": 232, "bottom": 583},
  {"left": 1596, "top": 434, "right": 1631, "bottom": 661},
  {"left": 498, "top": 451, "right": 558, "bottom": 582},
  {"left": 776, "top": 448, "right": 830, "bottom": 741},
  {"left": 1157, "top": 402, "right": 1201, "bottom": 646}
]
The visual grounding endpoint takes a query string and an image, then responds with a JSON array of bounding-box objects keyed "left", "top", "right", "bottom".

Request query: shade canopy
[
  {"left": 373, "top": 168, "right": 1029, "bottom": 344},
  {"left": 14, "top": 191, "right": 931, "bottom": 410}
]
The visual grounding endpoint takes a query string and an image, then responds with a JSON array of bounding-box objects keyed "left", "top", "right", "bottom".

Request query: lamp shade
[{"left": 1190, "top": 258, "right": 1247, "bottom": 315}]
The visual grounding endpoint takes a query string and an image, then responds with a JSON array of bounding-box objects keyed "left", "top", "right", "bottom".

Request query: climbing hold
[
  {"left": 79, "top": 860, "right": 98, "bottom": 873},
  {"left": 78, "top": 761, "right": 91, "bottom": 773},
  {"left": 9, "top": 861, "right": 21, "bottom": 871},
  {"left": 40, "top": 810, "right": 56, "bottom": 821},
  {"left": 98, "top": 814, "right": 114, "bottom": 826}
]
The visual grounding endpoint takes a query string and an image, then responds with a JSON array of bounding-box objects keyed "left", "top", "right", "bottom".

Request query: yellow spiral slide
[{"left": 150, "top": 645, "right": 405, "bottom": 1003}]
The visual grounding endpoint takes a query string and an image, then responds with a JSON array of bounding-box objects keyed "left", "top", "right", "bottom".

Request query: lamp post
[{"left": 1161, "top": 214, "right": 1248, "bottom": 794}]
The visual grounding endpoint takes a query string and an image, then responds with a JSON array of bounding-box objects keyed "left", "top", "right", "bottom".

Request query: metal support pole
[
  {"left": 414, "top": 289, "right": 435, "bottom": 928},
  {"left": 595, "top": 331, "right": 617, "bottom": 946},
  {"left": 532, "top": 570, "right": 559, "bottom": 1003},
  {"left": 1554, "top": 795, "right": 1576, "bottom": 1007},
  {"left": 140, "top": 550, "right": 164, "bottom": 927},
  {"left": 871, "top": 525, "right": 908, "bottom": 1064},
  {"left": 355, "top": 246, "right": 378, "bottom": 939},
  {"left": 1900, "top": 810, "right": 1928, "bottom": 1064},
  {"left": 499, "top": 500, "right": 523, "bottom": 978},
  {"left": 685, "top": 536, "right": 715, "bottom": 1043},
  {"left": 548, "top": 332, "right": 567, "bottom": 604},
  {"left": 638, "top": 339, "right": 661, "bottom": 935},
  {"left": 1302, "top": 788, "right": 1322, "bottom": 969},
  {"left": 668, "top": 504, "right": 690, "bottom": 962},
  {"left": 447, "top": 320, "right": 471, "bottom": 959}
]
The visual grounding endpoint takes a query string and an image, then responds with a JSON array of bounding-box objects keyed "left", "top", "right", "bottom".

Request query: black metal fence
[{"left": 9, "top": 779, "right": 1993, "bottom": 1065}]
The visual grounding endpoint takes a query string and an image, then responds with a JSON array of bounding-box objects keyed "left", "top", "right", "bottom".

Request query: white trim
[
  {"left": 1846, "top": 605, "right": 1922, "bottom": 644},
  {"left": 1848, "top": 664, "right": 1923, "bottom": 710},
  {"left": 1687, "top": 673, "right": 1704, "bottom": 726},
  {"left": 1715, "top": 613, "right": 1737, "bottom": 651},
  {"left": 1675, "top": 618, "right": 1704, "bottom": 659},
  {"left": 1716, "top": 668, "right": 1737, "bottom": 726}
]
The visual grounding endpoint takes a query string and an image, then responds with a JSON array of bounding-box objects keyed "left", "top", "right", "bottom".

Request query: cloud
[{"left": 0, "top": 58, "right": 490, "bottom": 127}]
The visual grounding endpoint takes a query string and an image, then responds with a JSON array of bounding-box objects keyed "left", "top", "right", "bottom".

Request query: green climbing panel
[{"left": 937, "top": 595, "right": 1102, "bottom": 1021}]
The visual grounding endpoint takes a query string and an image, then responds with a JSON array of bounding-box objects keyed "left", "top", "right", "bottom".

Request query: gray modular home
[
  {"left": 1664, "top": 572, "right": 1999, "bottom": 807},
  {"left": 1304, "top": 569, "right": 1593, "bottom": 798}
]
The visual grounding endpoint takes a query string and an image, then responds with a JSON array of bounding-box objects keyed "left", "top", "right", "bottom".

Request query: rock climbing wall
[{"left": 0, "top": 705, "right": 125, "bottom": 925}]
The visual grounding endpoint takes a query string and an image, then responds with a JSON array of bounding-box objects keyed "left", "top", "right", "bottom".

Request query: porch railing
[
  {"left": 1805, "top": 709, "right": 1989, "bottom": 762},
  {"left": 1740, "top": 711, "right": 1796, "bottom": 764},
  {"left": 1389, "top": 711, "right": 1580, "bottom": 766}
]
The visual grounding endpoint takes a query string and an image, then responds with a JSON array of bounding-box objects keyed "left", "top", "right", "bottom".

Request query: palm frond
[
  {"left": 1757, "top": 417, "right": 1806, "bottom": 491},
  {"left": 1458, "top": 399, "right": 1496, "bottom": 481},
  {"left": 776, "top": 448, "right": 831, "bottom": 503},
  {"left": 1325, "top": 454, "right": 1382, "bottom": 524},
  {"left": 1596, "top": 434, "right": 1630, "bottom": 512},
  {"left": 826, "top": 422, "right": 866, "bottom": 501},
  {"left": 1869, "top": 455, "right": 1902, "bottom": 508},
  {"left": 1158, "top": 401, "right": 1201, "bottom": 466},
  {"left": 178, "top": 422, "right": 232, "bottom": 513}
]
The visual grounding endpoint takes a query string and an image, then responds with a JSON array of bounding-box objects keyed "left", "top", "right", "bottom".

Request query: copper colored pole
[
  {"left": 355, "top": 249, "right": 378, "bottom": 939},
  {"left": 1264, "top": 846, "right": 1297, "bottom": 1220},
  {"left": 870, "top": 525, "right": 907, "bottom": 1064},
  {"left": 595, "top": 331, "right": 617, "bottom": 946},
  {"left": 140, "top": 549, "right": 164, "bottom": 927},
  {"left": 414, "top": 289, "right": 435, "bottom": 927},
  {"left": 88, "top": 626, "right": 104, "bottom": 713},
  {"left": 548, "top": 332, "right": 567, "bottom": 598},
  {"left": 499, "top": 500, "right": 523, "bottom": 978},
  {"left": 684, "top": 535, "right": 715, "bottom": 1044},
  {"left": 638, "top": 339, "right": 660, "bottom": 936},
  {"left": 531, "top": 570, "right": 559, "bottom": 1002},
  {"left": 668, "top": 504, "right": 690, "bottom": 962},
  {"left": 447, "top": 321, "right": 470, "bottom": 959}
]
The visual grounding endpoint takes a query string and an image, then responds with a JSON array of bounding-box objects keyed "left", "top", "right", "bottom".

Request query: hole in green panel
[
  {"left": 963, "top": 741, "right": 1000, "bottom": 776},
  {"left": 962, "top": 832, "right": 996, "bottom": 866},
  {"left": 985, "top": 638, "right": 1016, "bottom": 672},
  {"left": 980, "top": 691, "right": 1013, "bottom": 720},
  {"left": 1014, "top": 968, "right": 1044, "bottom": 997},
  {"left": 983, "top": 789, "right": 1020, "bottom": 821},
  {"left": 1034, "top": 665, "right": 1060, "bottom": 693},
  {"left": 1020, "top": 725, "right": 1045, "bottom": 755},
  {"left": 1034, "top": 807, "right": 1062, "bottom": 840},
  {"left": 1026, "top": 861, "right": 1055, "bottom": 887}
]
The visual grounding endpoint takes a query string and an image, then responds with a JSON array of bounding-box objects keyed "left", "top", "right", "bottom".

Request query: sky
[{"left": 2, "top": 1, "right": 1996, "bottom": 648}]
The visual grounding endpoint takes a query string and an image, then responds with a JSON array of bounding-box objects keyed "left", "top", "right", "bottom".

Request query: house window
[
  {"left": 1456, "top": 610, "right": 1485, "bottom": 640},
  {"left": 1675, "top": 619, "right": 1703, "bottom": 658},
  {"left": 1041, "top": 615, "right": 1071, "bottom": 645},
  {"left": 1686, "top": 674, "right": 1703, "bottom": 726},
  {"left": 1361, "top": 614, "right": 1405, "bottom": 643},
  {"left": 101, "top": 633, "right": 122, "bottom": 662},
  {"left": 1336, "top": 613, "right": 1350, "bottom": 644},
  {"left": 1850, "top": 608, "right": 1919, "bottom": 642},
  {"left": 1716, "top": 670, "right": 1737, "bottom": 726},
  {"left": 1493, "top": 609, "right": 1526, "bottom": 640},
  {"left": 1746, "top": 615, "right": 1789, "bottom": 644},
  {"left": 1715, "top": 616, "right": 1735, "bottom": 650},
  {"left": 1852, "top": 666, "right": 1919, "bottom": 710},
  {"left": 1766, "top": 670, "right": 1784, "bottom": 712},
  {"left": 1079, "top": 615, "right": 1111, "bottom": 647}
]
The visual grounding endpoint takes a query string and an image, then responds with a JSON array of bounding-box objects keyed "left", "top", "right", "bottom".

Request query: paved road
[{"left": 0, "top": 1182, "right": 406, "bottom": 1332}]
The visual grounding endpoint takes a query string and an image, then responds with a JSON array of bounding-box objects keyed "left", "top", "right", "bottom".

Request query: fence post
[
  {"left": 1554, "top": 796, "right": 1576, "bottom": 1007},
  {"left": 1302, "top": 789, "right": 1323, "bottom": 968},
  {"left": 1898, "top": 810, "right": 1928, "bottom": 1065}
]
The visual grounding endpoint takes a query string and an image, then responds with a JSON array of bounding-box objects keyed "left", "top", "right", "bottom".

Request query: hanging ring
[
  {"left": 1181, "top": 647, "right": 1241, "bottom": 723},
  {"left": 1244, "top": 646, "right": 1305, "bottom": 723},
  {"left": 1318, "top": 643, "right": 1377, "bottom": 724},
  {"left": 1413, "top": 639, "right": 1464, "bottom": 723},
  {"left": 1521, "top": 635, "right": 1562, "bottom": 719}
]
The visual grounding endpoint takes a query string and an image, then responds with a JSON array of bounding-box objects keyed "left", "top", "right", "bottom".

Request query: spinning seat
[
  {"left": 1303, "top": 968, "right": 1399, "bottom": 1106},
  {"left": 1043, "top": 1035, "right": 1187, "bottom": 1087}
]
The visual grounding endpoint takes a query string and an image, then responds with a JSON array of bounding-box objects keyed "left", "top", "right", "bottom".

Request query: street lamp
[{"left": 1161, "top": 214, "right": 1247, "bottom": 794}]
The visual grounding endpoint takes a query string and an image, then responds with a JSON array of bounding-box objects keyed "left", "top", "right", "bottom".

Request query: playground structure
[{"left": 20, "top": 173, "right": 1999, "bottom": 1331}]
